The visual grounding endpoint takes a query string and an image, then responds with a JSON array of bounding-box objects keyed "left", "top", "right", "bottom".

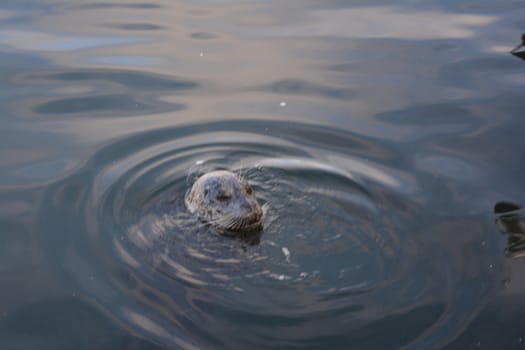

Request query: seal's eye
[
  {"left": 216, "top": 194, "right": 231, "bottom": 202},
  {"left": 245, "top": 186, "right": 253, "bottom": 195}
]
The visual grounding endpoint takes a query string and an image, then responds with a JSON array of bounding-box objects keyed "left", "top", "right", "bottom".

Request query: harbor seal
[{"left": 185, "top": 170, "right": 263, "bottom": 234}]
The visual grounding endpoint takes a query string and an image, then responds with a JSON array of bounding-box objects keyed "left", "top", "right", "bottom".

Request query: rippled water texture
[{"left": 1, "top": 1, "right": 525, "bottom": 349}]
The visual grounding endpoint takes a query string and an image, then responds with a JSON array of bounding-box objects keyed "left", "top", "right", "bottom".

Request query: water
[{"left": 0, "top": 1, "right": 524, "bottom": 349}]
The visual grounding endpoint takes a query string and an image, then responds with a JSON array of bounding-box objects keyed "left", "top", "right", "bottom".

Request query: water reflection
[
  {"left": 260, "top": 79, "right": 355, "bottom": 100},
  {"left": 93, "top": 56, "right": 163, "bottom": 66},
  {"left": 190, "top": 32, "right": 217, "bottom": 40},
  {"left": 28, "top": 69, "right": 197, "bottom": 117},
  {"left": 50, "top": 70, "right": 194, "bottom": 89},
  {"left": 35, "top": 94, "right": 157, "bottom": 115},
  {"left": 0, "top": 31, "right": 141, "bottom": 51},
  {"left": 243, "top": 6, "right": 496, "bottom": 39},
  {"left": 113, "top": 23, "right": 164, "bottom": 31},
  {"left": 75, "top": 2, "right": 162, "bottom": 10}
]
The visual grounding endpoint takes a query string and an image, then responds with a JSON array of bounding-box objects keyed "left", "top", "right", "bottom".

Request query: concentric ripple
[{"left": 53, "top": 120, "right": 496, "bottom": 349}]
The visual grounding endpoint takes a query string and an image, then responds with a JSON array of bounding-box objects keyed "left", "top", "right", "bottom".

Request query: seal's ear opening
[{"left": 510, "top": 33, "right": 525, "bottom": 61}]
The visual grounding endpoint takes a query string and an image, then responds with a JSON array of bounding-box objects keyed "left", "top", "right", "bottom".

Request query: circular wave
[{"left": 47, "top": 120, "right": 496, "bottom": 349}]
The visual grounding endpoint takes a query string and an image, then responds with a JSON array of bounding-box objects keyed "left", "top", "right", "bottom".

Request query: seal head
[{"left": 185, "top": 170, "right": 263, "bottom": 234}]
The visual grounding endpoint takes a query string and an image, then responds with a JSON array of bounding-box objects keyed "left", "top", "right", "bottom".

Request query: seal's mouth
[
  {"left": 229, "top": 209, "right": 263, "bottom": 232},
  {"left": 214, "top": 207, "right": 264, "bottom": 233}
]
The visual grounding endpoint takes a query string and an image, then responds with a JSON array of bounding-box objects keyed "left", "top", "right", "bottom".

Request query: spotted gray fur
[{"left": 185, "top": 170, "right": 263, "bottom": 234}]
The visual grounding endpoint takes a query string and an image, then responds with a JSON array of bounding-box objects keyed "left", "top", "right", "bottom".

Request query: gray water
[{"left": 1, "top": 1, "right": 525, "bottom": 349}]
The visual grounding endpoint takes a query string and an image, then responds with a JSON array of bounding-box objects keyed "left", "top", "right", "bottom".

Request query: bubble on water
[
  {"left": 265, "top": 240, "right": 276, "bottom": 247},
  {"left": 199, "top": 52, "right": 204, "bottom": 57},
  {"left": 282, "top": 247, "right": 290, "bottom": 262},
  {"left": 279, "top": 101, "right": 287, "bottom": 107}
]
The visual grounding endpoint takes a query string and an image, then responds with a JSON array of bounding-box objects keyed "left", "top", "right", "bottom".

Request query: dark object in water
[
  {"left": 510, "top": 33, "right": 525, "bottom": 61},
  {"left": 494, "top": 201, "right": 522, "bottom": 214},
  {"left": 494, "top": 201, "right": 525, "bottom": 258}
]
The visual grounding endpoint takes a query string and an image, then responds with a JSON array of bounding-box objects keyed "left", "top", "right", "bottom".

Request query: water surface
[{"left": 1, "top": 0, "right": 525, "bottom": 349}]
